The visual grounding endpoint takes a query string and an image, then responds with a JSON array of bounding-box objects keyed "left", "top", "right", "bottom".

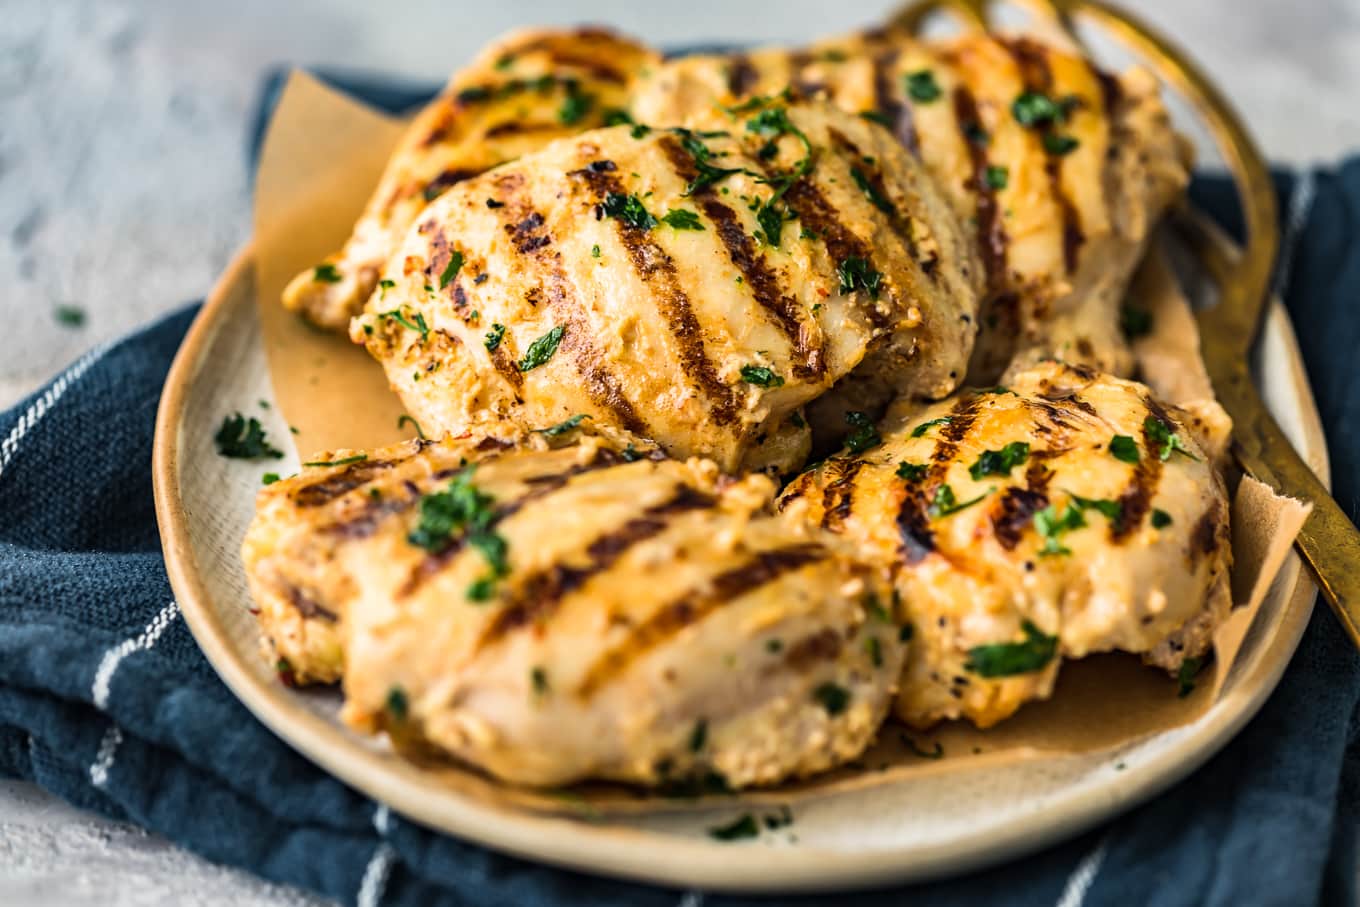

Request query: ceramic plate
[{"left": 153, "top": 241, "right": 1327, "bottom": 892}]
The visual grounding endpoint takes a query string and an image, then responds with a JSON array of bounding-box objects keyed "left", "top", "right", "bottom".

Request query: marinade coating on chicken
[
  {"left": 281, "top": 27, "right": 661, "bottom": 330},
  {"left": 352, "top": 99, "right": 981, "bottom": 474},
  {"left": 630, "top": 27, "right": 1189, "bottom": 383},
  {"left": 241, "top": 429, "right": 543, "bottom": 685},
  {"left": 779, "top": 361, "right": 1231, "bottom": 729}
]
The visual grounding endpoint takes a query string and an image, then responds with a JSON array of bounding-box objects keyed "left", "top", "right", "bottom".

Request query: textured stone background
[{"left": 2, "top": 0, "right": 1358, "bottom": 904}]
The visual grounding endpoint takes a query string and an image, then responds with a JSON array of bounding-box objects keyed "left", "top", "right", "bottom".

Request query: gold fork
[{"left": 891, "top": 0, "right": 1360, "bottom": 648}]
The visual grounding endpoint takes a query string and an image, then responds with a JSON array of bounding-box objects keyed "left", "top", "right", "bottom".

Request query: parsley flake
[
  {"left": 985, "top": 165, "right": 1009, "bottom": 190},
  {"left": 740, "top": 364, "right": 784, "bottom": 387},
  {"left": 850, "top": 166, "right": 895, "bottom": 214},
  {"left": 1012, "top": 91, "right": 1063, "bottom": 127},
  {"left": 214, "top": 413, "right": 284, "bottom": 460},
  {"left": 905, "top": 70, "right": 942, "bottom": 103},
  {"left": 708, "top": 814, "right": 759, "bottom": 841},
  {"left": 517, "top": 325, "right": 565, "bottom": 371},
  {"left": 535, "top": 413, "right": 590, "bottom": 438},
  {"left": 660, "top": 208, "right": 705, "bottom": 231},
  {"left": 965, "top": 620, "right": 1058, "bottom": 677},
  {"left": 381, "top": 308, "right": 429, "bottom": 342},
  {"left": 484, "top": 322, "right": 506, "bottom": 351},
  {"left": 54, "top": 304, "right": 86, "bottom": 327},
  {"left": 896, "top": 461, "right": 928, "bottom": 481},
  {"left": 312, "top": 263, "right": 342, "bottom": 283},
  {"left": 1151, "top": 508, "right": 1173, "bottom": 529},
  {"left": 844, "top": 411, "right": 882, "bottom": 454},
  {"left": 439, "top": 250, "right": 464, "bottom": 289},
  {"left": 837, "top": 256, "right": 883, "bottom": 298},
  {"left": 910, "top": 416, "right": 952, "bottom": 438},
  {"left": 386, "top": 686, "right": 408, "bottom": 721},
  {"left": 813, "top": 682, "right": 851, "bottom": 715},
  {"left": 1177, "top": 656, "right": 1202, "bottom": 697},
  {"left": 1145, "top": 416, "right": 1198, "bottom": 461},
  {"left": 1121, "top": 305, "right": 1153, "bottom": 339},
  {"left": 600, "top": 192, "right": 657, "bottom": 230},
  {"left": 1109, "top": 434, "right": 1140, "bottom": 464},
  {"left": 929, "top": 484, "right": 991, "bottom": 518},
  {"left": 1043, "top": 133, "right": 1079, "bottom": 155},
  {"left": 968, "top": 441, "right": 1030, "bottom": 480}
]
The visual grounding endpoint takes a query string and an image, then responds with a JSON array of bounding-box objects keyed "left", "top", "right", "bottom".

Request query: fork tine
[{"left": 890, "top": 0, "right": 990, "bottom": 34}]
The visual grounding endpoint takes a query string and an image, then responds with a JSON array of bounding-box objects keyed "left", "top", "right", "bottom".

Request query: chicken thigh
[
  {"left": 244, "top": 431, "right": 903, "bottom": 788},
  {"left": 352, "top": 99, "right": 981, "bottom": 474},
  {"left": 282, "top": 28, "right": 660, "bottom": 330},
  {"left": 631, "top": 27, "right": 1189, "bottom": 383},
  {"left": 780, "top": 361, "right": 1231, "bottom": 728}
]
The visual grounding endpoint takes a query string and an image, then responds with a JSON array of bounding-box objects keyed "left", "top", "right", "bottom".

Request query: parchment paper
[{"left": 250, "top": 70, "right": 1313, "bottom": 814}]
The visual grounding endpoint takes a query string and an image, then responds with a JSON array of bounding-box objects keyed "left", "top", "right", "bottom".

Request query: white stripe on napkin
[
  {"left": 356, "top": 843, "right": 395, "bottom": 907},
  {"left": 1273, "top": 167, "right": 1317, "bottom": 302},
  {"left": 0, "top": 339, "right": 112, "bottom": 483},
  {"left": 92, "top": 600, "right": 181, "bottom": 710},
  {"left": 1055, "top": 834, "right": 1109, "bottom": 907},
  {"left": 89, "top": 724, "right": 124, "bottom": 789}
]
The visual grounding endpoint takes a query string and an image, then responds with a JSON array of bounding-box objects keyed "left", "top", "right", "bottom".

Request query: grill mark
[
  {"left": 574, "top": 167, "right": 740, "bottom": 425},
  {"left": 283, "top": 584, "right": 337, "bottom": 623},
  {"left": 473, "top": 485, "right": 715, "bottom": 652},
  {"left": 1002, "top": 38, "right": 1085, "bottom": 273},
  {"left": 873, "top": 46, "right": 918, "bottom": 152},
  {"left": 419, "top": 166, "right": 480, "bottom": 197},
  {"left": 322, "top": 490, "right": 421, "bottom": 541},
  {"left": 818, "top": 457, "right": 866, "bottom": 531},
  {"left": 782, "top": 627, "right": 844, "bottom": 671},
  {"left": 727, "top": 55, "right": 760, "bottom": 96},
  {"left": 952, "top": 86, "right": 1008, "bottom": 290},
  {"left": 484, "top": 120, "right": 571, "bottom": 139},
  {"left": 781, "top": 178, "right": 891, "bottom": 329},
  {"left": 658, "top": 136, "right": 823, "bottom": 379},
  {"left": 895, "top": 396, "right": 982, "bottom": 563},
  {"left": 292, "top": 459, "right": 400, "bottom": 508},
  {"left": 1190, "top": 503, "right": 1223, "bottom": 568},
  {"left": 1111, "top": 406, "right": 1166, "bottom": 541},
  {"left": 787, "top": 49, "right": 820, "bottom": 96},
  {"left": 576, "top": 543, "right": 829, "bottom": 698},
  {"left": 828, "top": 128, "right": 922, "bottom": 262},
  {"left": 992, "top": 460, "right": 1053, "bottom": 550},
  {"left": 490, "top": 178, "right": 648, "bottom": 434},
  {"left": 398, "top": 452, "right": 622, "bottom": 597}
]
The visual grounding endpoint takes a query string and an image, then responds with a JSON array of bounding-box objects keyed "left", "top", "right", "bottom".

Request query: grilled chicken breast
[
  {"left": 780, "top": 361, "right": 1231, "bottom": 728},
  {"left": 631, "top": 28, "right": 1189, "bottom": 383},
  {"left": 281, "top": 28, "right": 660, "bottom": 330},
  {"left": 352, "top": 99, "right": 981, "bottom": 474},
  {"left": 245, "top": 431, "right": 903, "bottom": 788}
]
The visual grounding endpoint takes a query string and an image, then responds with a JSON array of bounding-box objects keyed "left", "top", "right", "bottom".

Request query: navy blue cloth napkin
[{"left": 1, "top": 72, "right": 1358, "bottom": 907}]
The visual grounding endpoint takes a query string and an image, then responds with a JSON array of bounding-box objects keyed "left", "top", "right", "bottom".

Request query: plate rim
[{"left": 153, "top": 239, "right": 1327, "bottom": 893}]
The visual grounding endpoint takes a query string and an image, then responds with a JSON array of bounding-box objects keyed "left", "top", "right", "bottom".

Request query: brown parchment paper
[{"left": 251, "top": 71, "right": 1314, "bottom": 814}]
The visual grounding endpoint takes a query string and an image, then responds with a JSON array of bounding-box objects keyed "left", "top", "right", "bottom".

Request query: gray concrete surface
[{"left": 2, "top": 1, "right": 1358, "bottom": 904}]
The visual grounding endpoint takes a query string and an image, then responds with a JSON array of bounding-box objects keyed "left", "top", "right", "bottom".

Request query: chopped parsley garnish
[
  {"left": 740, "top": 364, "right": 784, "bottom": 388},
  {"left": 261, "top": 472, "right": 280, "bottom": 485},
  {"left": 766, "top": 638, "right": 784, "bottom": 653},
  {"left": 689, "top": 719, "right": 708, "bottom": 752},
  {"left": 602, "top": 108, "right": 633, "bottom": 127},
  {"left": 844, "top": 410, "right": 882, "bottom": 454},
  {"left": 302, "top": 454, "right": 367, "bottom": 468},
  {"left": 865, "top": 636, "right": 883, "bottom": 668},
  {"left": 968, "top": 441, "right": 1030, "bottom": 480},
  {"left": 385, "top": 686, "right": 408, "bottom": 721},
  {"left": 378, "top": 278, "right": 395, "bottom": 300},
  {"left": 1043, "top": 133, "right": 1080, "bottom": 156},
  {"left": 484, "top": 322, "right": 506, "bottom": 351},
  {"left": 590, "top": 243, "right": 601, "bottom": 258},
  {"left": 708, "top": 814, "right": 759, "bottom": 841},
  {"left": 985, "top": 165, "right": 1009, "bottom": 190},
  {"left": 910, "top": 416, "right": 952, "bottom": 438},
  {"left": 1151, "top": 508, "right": 1173, "bottom": 529},
  {"left": 397, "top": 414, "right": 426, "bottom": 439},
  {"left": 965, "top": 620, "right": 1057, "bottom": 677},
  {"left": 763, "top": 805, "right": 794, "bottom": 830},
  {"left": 1109, "top": 434, "right": 1140, "bottom": 464},
  {"left": 789, "top": 411, "right": 807, "bottom": 429},
  {"left": 1177, "top": 656, "right": 1202, "bottom": 697},
  {"left": 1035, "top": 502, "right": 1084, "bottom": 556},
  {"left": 813, "top": 682, "right": 850, "bottom": 715},
  {"left": 531, "top": 667, "right": 549, "bottom": 696},
  {"left": 864, "top": 593, "right": 891, "bottom": 623},
  {"left": 660, "top": 208, "right": 705, "bottom": 231},
  {"left": 485, "top": 198, "right": 505, "bottom": 209},
  {"left": 896, "top": 461, "right": 928, "bottom": 481},
  {"left": 557, "top": 83, "right": 592, "bottom": 125},
  {"left": 860, "top": 110, "right": 893, "bottom": 127},
  {"left": 621, "top": 444, "right": 643, "bottom": 462},
  {"left": 837, "top": 256, "right": 883, "bottom": 298},
  {"left": 963, "top": 122, "right": 990, "bottom": 146},
  {"left": 851, "top": 166, "right": 895, "bottom": 214},
  {"left": 1120, "top": 305, "right": 1154, "bottom": 339},
  {"left": 904, "top": 69, "right": 942, "bottom": 103},
  {"left": 1012, "top": 90, "right": 1063, "bottom": 127},
  {"left": 744, "top": 106, "right": 814, "bottom": 247},
  {"left": 381, "top": 308, "right": 429, "bottom": 342},
  {"left": 54, "top": 304, "right": 86, "bottom": 327},
  {"left": 1068, "top": 492, "right": 1122, "bottom": 522},
  {"left": 214, "top": 413, "right": 284, "bottom": 460},
  {"left": 517, "top": 325, "right": 565, "bottom": 371},
  {"left": 1145, "top": 416, "right": 1198, "bottom": 461},
  {"left": 903, "top": 735, "right": 944, "bottom": 759},
  {"left": 535, "top": 413, "right": 590, "bottom": 438},
  {"left": 494, "top": 53, "right": 514, "bottom": 71},
  {"left": 439, "top": 250, "right": 464, "bottom": 288},
  {"left": 408, "top": 467, "right": 509, "bottom": 598},
  {"left": 313, "top": 263, "right": 342, "bottom": 283},
  {"left": 600, "top": 192, "right": 657, "bottom": 230},
  {"left": 929, "top": 484, "right": 991, "bottom": 518}
]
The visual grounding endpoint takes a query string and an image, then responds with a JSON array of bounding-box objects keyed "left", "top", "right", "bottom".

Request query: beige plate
[{"left": 153, "top": 241, "right": 1328, "bottom": 893}]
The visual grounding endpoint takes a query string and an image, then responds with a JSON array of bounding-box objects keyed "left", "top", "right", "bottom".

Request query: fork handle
[{"left": 1227, "top": 379, "right": 1360, "bottom": 646}]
